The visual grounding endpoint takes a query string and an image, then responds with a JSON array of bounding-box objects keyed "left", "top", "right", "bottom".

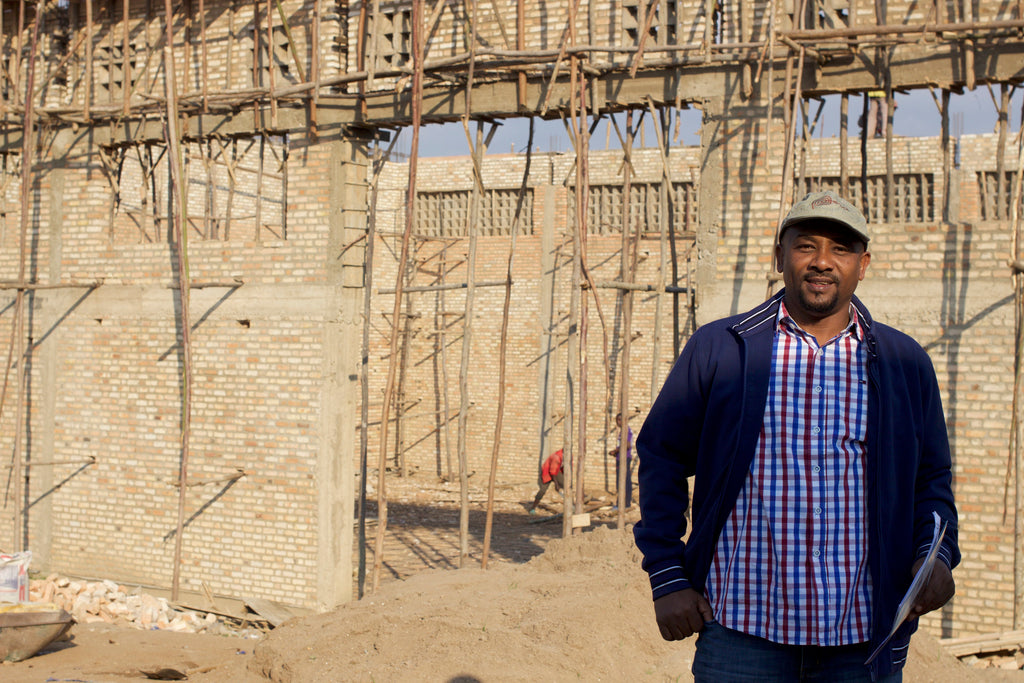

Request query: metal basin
[{"left": 0, "top": 609, "right": 74, "bottom": 662}]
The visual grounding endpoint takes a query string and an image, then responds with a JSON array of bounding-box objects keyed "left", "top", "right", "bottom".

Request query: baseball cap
[{"left": 779, "top": 190, "right": 870, "bottom": 245}]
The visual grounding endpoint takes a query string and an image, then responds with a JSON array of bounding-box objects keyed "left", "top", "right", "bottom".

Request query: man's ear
[
  {"left": 858, "top": 251, "right": 871, "bottom": 280},
  {"left": 774, "top": 241, "right": 784, "bottom": 272}
]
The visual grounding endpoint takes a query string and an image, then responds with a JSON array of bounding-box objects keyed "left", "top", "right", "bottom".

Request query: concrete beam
[{"left": 0, "top": 39, "right": 1017, "bottom": 152}]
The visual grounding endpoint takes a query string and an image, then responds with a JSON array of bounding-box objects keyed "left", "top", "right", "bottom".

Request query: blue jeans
[{"left": 693, "top": 621, "right": 902, "bottom": 683}]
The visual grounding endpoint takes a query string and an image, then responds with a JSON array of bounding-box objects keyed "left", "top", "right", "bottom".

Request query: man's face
[{"left": 775, "top": 221, "right": 870, "bottom": 323}]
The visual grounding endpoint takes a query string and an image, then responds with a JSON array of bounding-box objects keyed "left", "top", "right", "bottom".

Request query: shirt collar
[{"left": 777, "top": 301, "right": 864, "bottom": 342}]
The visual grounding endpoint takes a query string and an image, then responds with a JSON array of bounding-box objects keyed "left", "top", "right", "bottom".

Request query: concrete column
[
  {"left": 696, "top": 95, "right": 725, "bottom": 325},
  {"left": 316, "top": 133, "right": 368, "bottom": 609},
  {"left": 30, "top": 147, "right": 69, "bottom": 571}
]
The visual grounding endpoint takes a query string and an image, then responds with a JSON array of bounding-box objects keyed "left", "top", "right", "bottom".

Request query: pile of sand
[{"left": 249, "top": 525, "right": 1008, "bottom": 682}]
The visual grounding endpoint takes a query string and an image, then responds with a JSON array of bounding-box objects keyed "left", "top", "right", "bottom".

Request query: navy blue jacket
[{"left": 633, "top": 290, "right": 960, "bottom": 679}]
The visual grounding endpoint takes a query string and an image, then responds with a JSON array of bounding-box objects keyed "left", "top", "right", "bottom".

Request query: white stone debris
[{"left": 28, "top": 574, "right": 241, "bottom": 636}]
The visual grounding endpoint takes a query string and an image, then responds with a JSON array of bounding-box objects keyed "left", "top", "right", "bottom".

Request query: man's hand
[
  {"left": 908, "top": 558, "right": 955, "bottom": 621},
  {"left": 653, "top": 588, "right": 714, "bottom": 641}
]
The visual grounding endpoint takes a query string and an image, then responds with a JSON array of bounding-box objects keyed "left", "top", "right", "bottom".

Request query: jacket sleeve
[
  {"left": 632, "top": 327, "right": 715, "bottom": 598},
  {"left": 912, "top": 348, "right": 960, "bottom": 570}
]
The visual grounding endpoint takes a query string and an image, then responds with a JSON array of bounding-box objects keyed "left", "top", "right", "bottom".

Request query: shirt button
[
  {"left": 812, "top": 426, "right": 821, "bottom": 435},
  {"left": 812, "top": 549, "right": 821, "bottom": 558},
  {"left": 814, "top": 385, "right": 822, "bottom": 393},
  {"left": 813, "top": 506, "right": 822, "bottom": 515},
  {"left": 813, "top": 465, "right": 821, "bottom": 473}
]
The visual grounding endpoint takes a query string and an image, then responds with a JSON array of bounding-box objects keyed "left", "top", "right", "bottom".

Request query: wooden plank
[
  {"left": 941, "top": 629, "right": 1024, "bottom": 657},
  {"left": 241, "top": 597, "right": 297, "bottom": 627}
]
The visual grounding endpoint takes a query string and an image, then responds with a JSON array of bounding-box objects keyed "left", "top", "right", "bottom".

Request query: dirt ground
[{"left": 3, "top": 473, "right": 1024, "bottom": 682}]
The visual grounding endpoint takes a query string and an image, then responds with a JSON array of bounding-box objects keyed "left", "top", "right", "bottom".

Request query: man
[
  {"left": 633, "top": 190, "right": 959, "bottom": 682},
  {"left": 527, "top": 448, "right": 564, "bottom": 514}
]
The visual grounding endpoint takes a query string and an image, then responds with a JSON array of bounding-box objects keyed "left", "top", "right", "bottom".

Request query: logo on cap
[{"left": 811, "top": 195, "right": 847, "bottom": 211}]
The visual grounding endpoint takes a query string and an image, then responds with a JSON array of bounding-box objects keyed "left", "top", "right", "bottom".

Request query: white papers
[{"left": 865, "top": 511, "right": 948, "bottom": 665}]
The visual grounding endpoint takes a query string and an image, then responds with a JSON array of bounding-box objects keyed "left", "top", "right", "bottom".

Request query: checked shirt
[{"left": 704, "top": 302, "right": 873, "bottom": 646}]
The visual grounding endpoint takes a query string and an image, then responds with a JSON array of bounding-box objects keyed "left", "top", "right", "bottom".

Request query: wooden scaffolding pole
[
  {"left": 616, "top": 110, "right": 638, "bottom": 529},
  {"left": 438, "top": 248, "right": 454, "bottom": 483},
  {"left": 767, "top": 44, "right": 804, "bottom": 298},
  {"left": 310, "top": 0, "right": 320, "bottom": 131},
  {"left": 123, "top": 0, "right": 131, "bottom": 115},
  {"left": 455, "top": 0, "right": 481, "bottom": 567},
  {"left": 358, "top": 133, "right": 395, "bottom": 599},
  {"left": 941, "top": 89, "right": 951, "bottom": 222},
  {"left": 163, "top": 30, "right": 193, "bottom": 602},
  {"left": 860, "top": 92, "right": 869, "bottom": 210},
  {"left": 396, "top": 256, "right": 413, "bottom": 477},
  {"left": 884, "top": 52, "right": 894, "bottom": 222},
  {"left": 1010, "top": 89, "right": 1024, "bottom": 628},
  {"left": 8, "top": 0, "right": 41, "bottom": 553},
  {"left": 457, "top": 119, "right": 482, "bottom": 565},
  {"left": 840, "top": 93, "right": 849, "bottom": 198},
  {"left": 997, "top": 85, "right": 1011, "bottom": 220},
  {"left": 372, "top": 0, "right": 424, "bottom": 593},
  {"left": 85, "top": 0, "right": 92, "bottom": 120},
  {"left": 481, "top": 118, "right": 534, "bottom": 568},
  {"left": 566, "top": 1, "right": 597, "bottom": 533}
]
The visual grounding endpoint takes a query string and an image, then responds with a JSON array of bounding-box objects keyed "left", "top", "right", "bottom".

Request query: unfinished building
[{"left": 0, "top": 0, "right": 1023, "bottom": 642}]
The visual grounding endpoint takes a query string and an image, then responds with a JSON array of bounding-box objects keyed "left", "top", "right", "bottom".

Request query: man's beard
[{"left": 799, "top": 277, "right": 840, "bottom": 315}]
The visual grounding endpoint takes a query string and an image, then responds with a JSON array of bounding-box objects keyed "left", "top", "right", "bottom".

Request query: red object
[{"left": 541, "top": 449, "right": 564, "bottom": 483}]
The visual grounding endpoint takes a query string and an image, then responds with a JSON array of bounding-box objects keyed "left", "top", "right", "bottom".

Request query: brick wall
[{"left": 0, "top": 131, "right": 363, "bottom": 611}]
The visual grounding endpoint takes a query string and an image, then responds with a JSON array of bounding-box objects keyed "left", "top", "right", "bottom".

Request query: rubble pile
[{"left": 28, "top": 575, "right": 223, "bottom": 634}]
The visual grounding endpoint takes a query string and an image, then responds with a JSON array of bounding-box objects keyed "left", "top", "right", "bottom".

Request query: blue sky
[{"left": 397, "top": 87, "right": 1023, "bottom": 158}]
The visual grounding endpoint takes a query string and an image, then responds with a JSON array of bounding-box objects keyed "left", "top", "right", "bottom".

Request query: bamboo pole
[
  {"left": 396, "top": 268, "right": 413, "bottom": 477},
  {"left": 563, "top": 204, "right": 579, "bottom": 538},
  {"left": 14, "top": 0, "right": 23, "bottom": 105},
  {"left": 767, "top": 45, "right": 805, "bottom": 297},
  {"left": 265, "top": 0, "right": 277, "bottom": 126},
  {"left": 516, "top": 0, "right": 525, "bottom": 110},
  {"left": 780, "top": 17, "right": 1024, "bottom": 40},
  {"left": 163, "top": 40, "right": 193, "bottom": 602},
  {"left": 310, "top": 0, "right": 320, "bottom": 131},
  {"left": 860, "top": 92, "right": 869, "bottom": 210},
  {"left": 7, "top": 0, "right": 41, "bottom": 552},
  {"left": 358, "top": 133, "right": 395, "bottom": 599},
  {"left": 616, "top": 109, "right": 637, "bottom": 529},
  {"left": 941, "top": 89, "right": 951, "bottom": 222},
  {"left": 539, "top": 0, "right": 583, "bottom": 116},
  {"left": 0, "top": 0, "right": 5, "bottom": 120},
  {"left": 997, "top": 84, "right": 1010, "bottom": 220},
  {"left": 123, "top": 0, "right": 131, "bottom": 115},
  {"left": 884, "top": 60, "right": 894, "bottom": 222},
  {"left": 378, "top": 280, "right": 507, "bottom": 294},
  {"left": 355, "top": 0, "right": 366, "bottom": 116},
  {"left": 481, "top": 118, "right": 534, "bottom": 568},
  {"left": 197, "top": 0, "right": 207, "bottom": 110},
  {"left": 366, "top": 0, "right": 381, "bottom": 90},
  {"left": 1009, "top": 87, "right": 1024, "bottom": 628},
  {"left": 438, "top": 247, "right": 454, "bottom": 483},
  {"left": 798, "top": 96, "right": 809, "bottom": 195},
  {"left": 371, "top": 0, "right": 423, "bottom": 593},
  {"left": 251, "top": 0, "right": 260, "bottom": 125},
  {"left": 454, "top": 0, "right": 482, "bottom": 567},
  {"left": 85, "top": 0, "right": 93, "bottom": 120},
  {"left": 964, "top": 0, "right": 975, "bottom": 91},
  {"left": 457, "top": 119, "right": 483, "bottom": 564},
  {"left": 840, "top": 93, "right": 849, "bottom": 198},
  {"left": 629, "top": 0, "right": 660, "bottom": 78},
  {"left": 574, "top": 49, "right": 589, "bottom": 532},
  {"left": 273, "top": 0, "right": 306, "bottom": 83}
]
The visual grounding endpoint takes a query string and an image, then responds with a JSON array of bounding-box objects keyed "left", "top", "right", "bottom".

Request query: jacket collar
[{"left": 731, "top": 289, "right": 874, "bottom": 338}]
